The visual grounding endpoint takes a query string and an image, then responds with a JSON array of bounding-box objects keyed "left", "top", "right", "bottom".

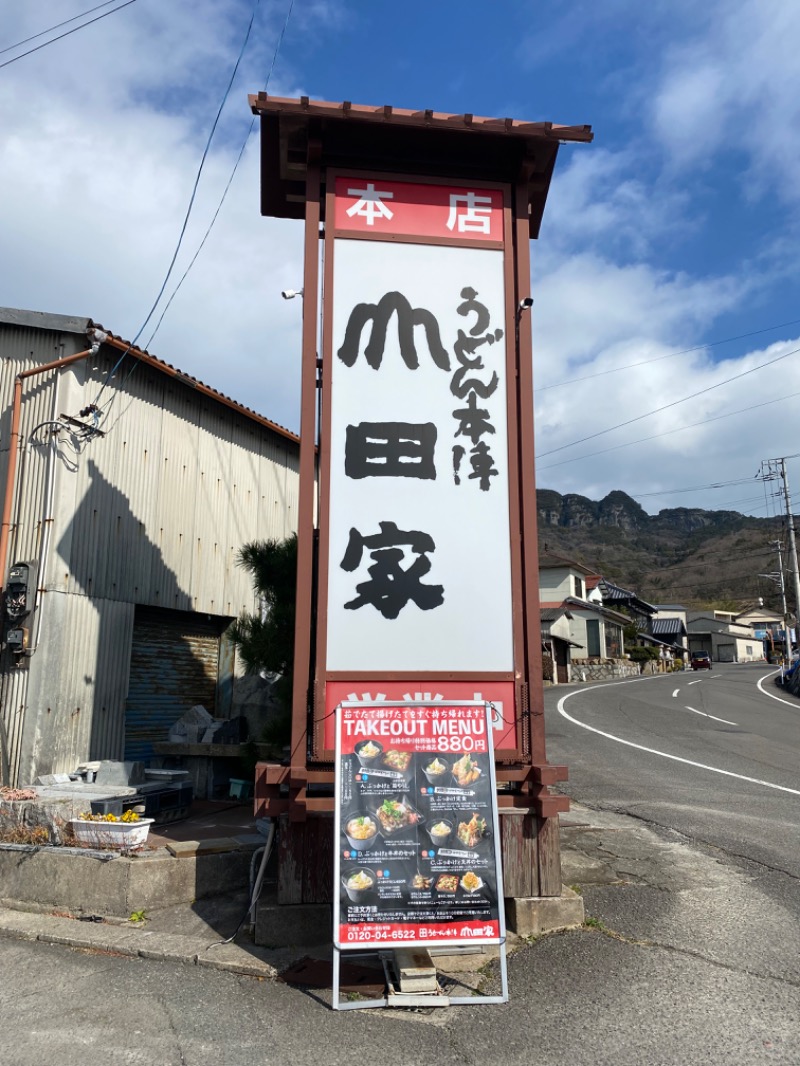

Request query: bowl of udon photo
[
  {"left": 354, "top": 738, "right": 383, "bottom": 768},
  {"left": 422, "top": 756, "right": 449, "bottom": 785},
  {"left": 342, "top": 867, "right": 376, "bottom": 904},
  {"left": 343, "top": 813, "right": 379, "bottom": 852},
  {"left": 427, "top": 818, "right": 453, "bottom": 847}
]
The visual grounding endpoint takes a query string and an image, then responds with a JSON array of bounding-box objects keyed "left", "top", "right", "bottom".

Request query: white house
[
  {"left": 685, "top": 612, "right": 763, "bottom": 663},
  {"left": 539, "top": 549, "right": 629, "bottom": 664}
]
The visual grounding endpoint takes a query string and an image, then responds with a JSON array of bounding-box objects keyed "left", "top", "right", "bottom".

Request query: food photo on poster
[{"left": 333, "top": 702, "right": 505, "bottom": 949}]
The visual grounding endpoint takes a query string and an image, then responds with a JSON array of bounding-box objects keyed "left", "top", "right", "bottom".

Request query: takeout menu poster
[{"left": 338, "top": 705, "right": 489, "bottom": 756}]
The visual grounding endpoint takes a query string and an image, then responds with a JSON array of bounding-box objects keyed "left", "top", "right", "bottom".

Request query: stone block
[
  {"left": 392, "top": 948, "right": 438, "bottom": 992},
  {"left": 505, "top": 885, "right": 585, "bottom": 938},
  {"left": 95, "top": 761, "right": 145, "bottom": 786},
  {"left": 0, "top": 841, "right": 252, "bottom": 917}
]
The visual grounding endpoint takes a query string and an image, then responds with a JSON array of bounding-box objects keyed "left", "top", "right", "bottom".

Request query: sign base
[{"left": 331, "top": 945, "right": 509, "bottom": 1011}]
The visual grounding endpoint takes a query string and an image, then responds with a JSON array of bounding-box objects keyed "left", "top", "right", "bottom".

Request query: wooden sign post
[{"left": 250, "top": 95, "right": 592, "bottom": 913}]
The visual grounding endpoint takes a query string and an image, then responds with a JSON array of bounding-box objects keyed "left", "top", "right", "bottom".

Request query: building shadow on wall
[{"left": 50, "top": 459, "right": 230, "bottom": 770}]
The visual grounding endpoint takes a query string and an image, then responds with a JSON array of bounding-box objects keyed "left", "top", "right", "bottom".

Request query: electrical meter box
[
  {"left": 5, "top": 561, "right": 37, "bottom": 623},
  {"left": 6, "top": 627, "right": 29, "bottom": 653}
]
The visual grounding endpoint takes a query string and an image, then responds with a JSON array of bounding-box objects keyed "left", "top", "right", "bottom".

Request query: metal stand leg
[
  {"left": 331, "top": 947, "right": 390, "bottom": 1011},
  {"left": 447, "top": 940, "right": 509, "bottom": 1005}
]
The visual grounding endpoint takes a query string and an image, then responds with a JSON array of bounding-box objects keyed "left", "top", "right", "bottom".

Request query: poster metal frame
[{"left": 333, "top": 697, "right": 508, "bottom": 1010}]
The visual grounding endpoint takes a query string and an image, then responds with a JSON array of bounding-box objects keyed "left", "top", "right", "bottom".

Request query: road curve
[{"left": 545, "top": 663, "right": 800, "bottom": 881}]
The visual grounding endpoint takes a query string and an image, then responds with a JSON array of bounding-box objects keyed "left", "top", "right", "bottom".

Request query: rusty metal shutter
[{"left": 125, "top": 608, "right": 222, "bottom": 761}]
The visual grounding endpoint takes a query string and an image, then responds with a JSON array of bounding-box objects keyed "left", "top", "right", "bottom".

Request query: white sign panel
[{"left": 326, "top": 237, "right": 513, "bottom": 673}]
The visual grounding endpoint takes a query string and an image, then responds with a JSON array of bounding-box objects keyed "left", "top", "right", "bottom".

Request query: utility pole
[
  {"left": 780, "top": 458, "right": 800, "bottom": 640},
  {"left": 760, "top": 541, "right": 792, "bottom": 668},
  {"left": 761, "top": 457, "right": 800, "bottom": 641}
]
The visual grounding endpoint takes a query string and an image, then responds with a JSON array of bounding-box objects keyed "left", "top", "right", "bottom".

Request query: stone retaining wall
[
  {"left": 570, "top": 658, "right": 640, "bottom": 682},
  {"left": 0, "top": 842, "right": 252, "bottom": 917}
]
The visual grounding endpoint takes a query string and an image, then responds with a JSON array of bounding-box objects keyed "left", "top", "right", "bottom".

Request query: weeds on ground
[{"left": 0, "top": 824, "right": 51, "bottom": 846}]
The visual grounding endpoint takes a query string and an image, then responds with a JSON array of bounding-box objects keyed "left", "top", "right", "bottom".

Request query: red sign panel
[
  {"left": 333, "top": 701, "right": 505, "bottom": 950},
  {"left": 324, "top": 680, "right": 517, "bottom": 752},
  {"left": 333, "top": 177, "right": 504, "bottom": 241}
]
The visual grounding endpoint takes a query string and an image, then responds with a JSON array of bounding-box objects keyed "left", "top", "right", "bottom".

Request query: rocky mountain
[{"left": 537, "top": 489, "right": 786, "bottom": 610}]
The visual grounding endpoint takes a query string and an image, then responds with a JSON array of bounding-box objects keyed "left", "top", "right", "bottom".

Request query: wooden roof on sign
[{"left": 248, "top": 94, "right": 593, "bottom": 239}]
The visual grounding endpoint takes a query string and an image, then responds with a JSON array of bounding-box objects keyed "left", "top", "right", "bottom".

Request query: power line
[
  {"left": 695, "top": 494, "right": 778, "bottom": 510},
  {"left": 537, "top": 315, "right": 800, "bottom": 392},
  {"left": 632, "top": 476, "right": 760, "bottom": 499},
  {"left": 95, "top": 0, "right": 264, "bottom": 406},
  {"left": 642, "top": 573, "right": 764, "bottom": 591},
  {"left": 637, "top": 546, "right": 776, "bottom": 575},
  {"left": 142, "top": 0, "right": 295, "bottom": 352},
  {"left": 537, "top": 388, "right": 800, "bottom": 472},
  {"left": 0, "top": 0, "right": 137, "bottom": 70},
  {"left": 96, "top": 0, "right": 295, "bottom": 424},
  {"left": 0, "top": 0, "right": 120, "bottom": 56},
  {"left": 536, "top": 344, "right": 800, "bottom": 459}
]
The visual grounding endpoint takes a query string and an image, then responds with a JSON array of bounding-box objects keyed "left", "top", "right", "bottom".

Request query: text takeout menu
[{"left": 333, "top": 703, "right": 505, "bottom": 949}]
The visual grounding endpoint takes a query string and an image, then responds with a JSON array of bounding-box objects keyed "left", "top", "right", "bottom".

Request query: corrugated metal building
[{"left": 0, "top": 308, "right": 299, "bottom": 784}]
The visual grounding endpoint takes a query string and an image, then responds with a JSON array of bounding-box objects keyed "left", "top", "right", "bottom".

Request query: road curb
[{"left": 0, "top": 906, "right": 279, "bottom": 978}]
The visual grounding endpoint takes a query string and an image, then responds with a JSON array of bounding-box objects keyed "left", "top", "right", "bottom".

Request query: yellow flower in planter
[{"left": 77, "top": 811, "right": 140, "bottom": 823}]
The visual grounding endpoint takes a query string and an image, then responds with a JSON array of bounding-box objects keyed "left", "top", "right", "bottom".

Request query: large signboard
[
  {"left": 318, "top": 174, "right": 521, "bottom": 754},
  {"left": 334, "top": 700, "right": 505, "bottom": 950}
]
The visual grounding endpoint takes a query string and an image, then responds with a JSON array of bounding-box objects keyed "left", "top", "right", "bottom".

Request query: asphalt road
[
  {"left": 546, "top": 663, "right": 800, "bottom": 882},
  {"left": 2, "top": 664, "right": 800, "bottom": 1065}
]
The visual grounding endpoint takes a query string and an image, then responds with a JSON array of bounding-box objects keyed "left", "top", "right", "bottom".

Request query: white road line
[
  {"left": 672, "top": 689, "right": 680, "bottom": 698},
  {"left": 687, "top": 679, "right": 702, "bottom": 686},
  {"left": 685, "top": 704, "right": 737, "bottom": 726},
  {"left": 557, "top": 681, "right": 800, "bottom": 797},
  {"left": 756, "top": 670, "right": 800, "bottom": 709}
]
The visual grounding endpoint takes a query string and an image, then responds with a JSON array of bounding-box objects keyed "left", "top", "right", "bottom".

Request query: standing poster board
[{"left": 334, "top": 700, "right": 506, "bottom": 951}]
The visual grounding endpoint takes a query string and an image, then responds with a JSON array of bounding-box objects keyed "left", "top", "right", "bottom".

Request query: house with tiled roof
[{"left": 538, "top": 549, "right": 637, "bottom": 681}]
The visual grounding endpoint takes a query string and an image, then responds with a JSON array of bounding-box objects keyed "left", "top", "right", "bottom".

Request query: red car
[{"left": 691, "top": 652, "right": 712, "bottom": 670}]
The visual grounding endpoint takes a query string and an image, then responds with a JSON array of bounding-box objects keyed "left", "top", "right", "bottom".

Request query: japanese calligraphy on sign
[
  {"left": 325, "top": 177, "right": 514, "bottom": 675},
  {"left": 334, "top": 178, "right": 504, "bottom": 242}
]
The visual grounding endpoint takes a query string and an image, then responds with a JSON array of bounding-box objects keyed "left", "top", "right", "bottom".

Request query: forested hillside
[{"left": 537, "top": 489, "right": 788, "bottom": 610}]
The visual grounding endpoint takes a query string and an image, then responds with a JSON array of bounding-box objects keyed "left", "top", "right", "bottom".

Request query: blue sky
[{"left": 1, "top": 0, "right": 799, "bottom": 519}]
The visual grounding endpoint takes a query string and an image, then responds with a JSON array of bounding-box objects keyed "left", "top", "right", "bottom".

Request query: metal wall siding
[
  {"left": 51, "top": 360, "right": 300, "bottom": 615},
  {"left": 124, "top": 610, "right": 220, "bottom": 761},
  {"left": 1, "top": 667, "right": 30, "bottom": 785},
  {"left": 17, "top": 592, "right": 134, "bottom": 781}
]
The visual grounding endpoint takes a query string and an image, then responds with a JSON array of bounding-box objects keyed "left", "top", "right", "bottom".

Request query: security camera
[
  {"left": 518, "top": 297, "right": 534, "bottom": 311},
  {"left": 281, "top": 288, "right": 304, "bottom": 300}
]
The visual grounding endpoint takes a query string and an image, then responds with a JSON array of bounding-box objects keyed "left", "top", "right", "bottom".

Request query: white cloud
[
  {"left": 533, "top": 312, "right": 800, "bottom": 514},
  {"left": 532, "top": 250, "right": 746, "bottom": 376},
  {"left": 543, "top": 148, "right": 691, "bottom": 260},
  {"left": 2, "top": 0, "right": 797, "bottom": 521},
  {"left": 0, "top": 0, "right": 334, "bottom": 434},
  {"left": 651, "top": 0, "right": 800, "bottom": 202}
]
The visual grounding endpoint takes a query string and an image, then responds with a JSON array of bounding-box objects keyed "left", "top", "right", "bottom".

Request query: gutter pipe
[{"left": 0, "top": 335, "right": 103, "bottom": 586}]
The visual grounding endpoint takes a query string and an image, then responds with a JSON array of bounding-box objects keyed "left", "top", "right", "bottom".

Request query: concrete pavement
[
  {"left": 2, "top": 798, "right": 797, "bottom": 989},
  {"left": 2, "top": 801, "right": 800, "bottom": 1064}
]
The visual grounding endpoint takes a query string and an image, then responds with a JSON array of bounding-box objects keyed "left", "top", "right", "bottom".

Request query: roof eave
[
  {"left": 91, "top": 324, "right": 298, "bottom": 445},
  {"left": 250, "top": 94, "right": 592, "bottom": 238}
]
